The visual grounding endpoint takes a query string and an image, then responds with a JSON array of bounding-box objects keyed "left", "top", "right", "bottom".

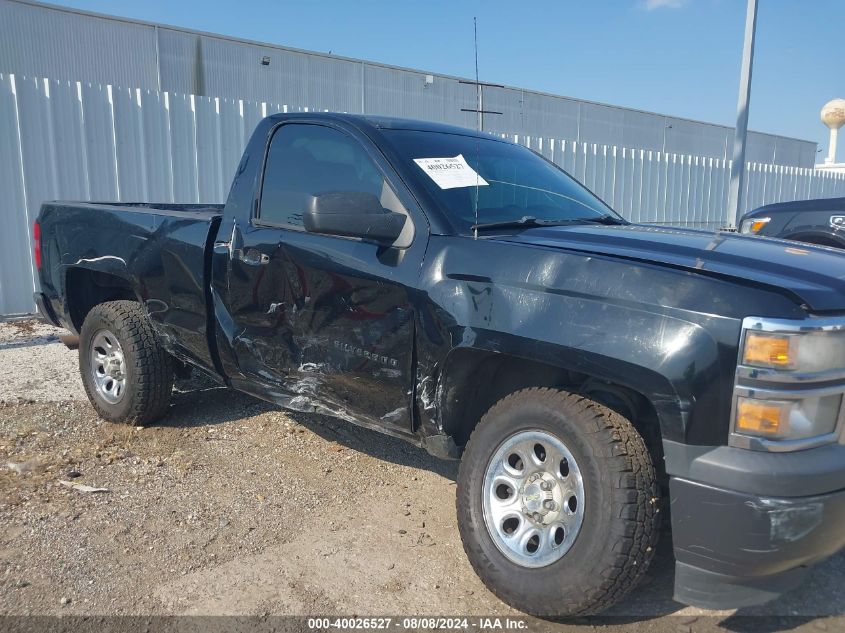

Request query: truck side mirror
[{"left": 303, "top": 192, "right": 406, "bottom": 245}]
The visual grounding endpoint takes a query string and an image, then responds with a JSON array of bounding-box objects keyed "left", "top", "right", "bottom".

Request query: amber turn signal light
[
  {"left": 743, "top": 332, "right": 792, "bottom": 368},
  {"left": 748, "top": 219, "right": 770, "bottom": 233},
  {"left": 735, "top": 398, "right": 787, "bottom": 436}
]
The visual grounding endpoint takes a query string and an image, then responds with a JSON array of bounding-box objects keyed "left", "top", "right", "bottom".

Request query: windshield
[{"left": 382, "top": 129, "right": 620, "bottom": 233}]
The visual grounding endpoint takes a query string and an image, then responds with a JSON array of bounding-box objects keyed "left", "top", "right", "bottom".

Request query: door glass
[{"left": 259, "top": 123, "right": 411, "bottom": 245}]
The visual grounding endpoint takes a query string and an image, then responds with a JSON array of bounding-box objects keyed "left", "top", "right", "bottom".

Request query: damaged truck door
[{"left": 216, "top": 121, "right": 423, "bottom": 434}]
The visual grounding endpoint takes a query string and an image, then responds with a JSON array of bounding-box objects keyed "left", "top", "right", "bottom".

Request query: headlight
[
  {"left": 742, "top": 331, "right": 792, "bottom": 367},
  {"left": 735, "top": 394, "right": 842, "bottom": 440},
  {"left": 739, "top": 217, "right": 770, "bottom": 234},
  {"left": 742, "top": 330, "right": 845, "bottom": 373},
  {"left": 732, "top": 317, "right": 845, "bottom": 450}
]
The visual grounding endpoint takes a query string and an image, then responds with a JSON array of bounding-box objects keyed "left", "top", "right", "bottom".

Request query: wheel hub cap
[
  {"left": 90, "top": 329, "right": 126, "bottom": 405},
  {"left": 482, "top": 430, "right": 585, "bottom": 568},
  {"left": 520, "top": 473, "right": 557, "bottom": 520}
]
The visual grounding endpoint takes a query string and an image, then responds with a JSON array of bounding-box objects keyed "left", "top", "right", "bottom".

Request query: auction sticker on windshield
[{"left": 413, "top": 154, "right": 489, "bottom": 189}]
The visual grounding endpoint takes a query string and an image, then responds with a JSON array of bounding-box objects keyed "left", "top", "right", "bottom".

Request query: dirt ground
[{"left": 0, "top": 320, "right": 842, "bottom": 633}]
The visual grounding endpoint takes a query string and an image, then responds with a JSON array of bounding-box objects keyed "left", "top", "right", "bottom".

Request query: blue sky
[{"left": 54, "top": 0, "right": 843, "bottom": 153}]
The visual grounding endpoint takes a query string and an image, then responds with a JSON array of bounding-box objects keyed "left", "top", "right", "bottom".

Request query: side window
[{"left": 259, "top": 124, "right": 411, "bottom": 246}]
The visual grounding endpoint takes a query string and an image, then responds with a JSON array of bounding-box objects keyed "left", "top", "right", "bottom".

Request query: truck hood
[{"left": 496, "top": 224, "right": 845, "bottom": 312}]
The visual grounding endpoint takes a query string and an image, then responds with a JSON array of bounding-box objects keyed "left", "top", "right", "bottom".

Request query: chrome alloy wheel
[
  {"left": 482, "top": 430, "right": 585, "bottom": 568},
  {"left": 90, "top": 329, "right": 126, "bottom": 405}
]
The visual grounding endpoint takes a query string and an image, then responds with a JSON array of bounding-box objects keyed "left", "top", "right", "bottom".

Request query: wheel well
[
  {"left": 66, "top": 268, "right": 137, "bottom": 332},
  {"left": 438, "top": 349, "right": 664, "bottom": 470}
]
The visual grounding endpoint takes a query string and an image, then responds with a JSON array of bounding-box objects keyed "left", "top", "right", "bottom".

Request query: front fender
[
  {"left": 430, "top": 307, "right": 728, "bottom": 445},
  {"left": 415, "top": 237, "right": 752, "bottom": 446}
]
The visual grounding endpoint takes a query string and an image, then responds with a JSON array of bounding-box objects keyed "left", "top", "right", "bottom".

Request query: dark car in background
[{"left": 739, "top": 197, "right": 845, "bottom": 248}]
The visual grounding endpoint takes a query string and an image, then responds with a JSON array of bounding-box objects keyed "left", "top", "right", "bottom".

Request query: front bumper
[{"left": 665, "top": 439, "right": 845, "bottom": 610}]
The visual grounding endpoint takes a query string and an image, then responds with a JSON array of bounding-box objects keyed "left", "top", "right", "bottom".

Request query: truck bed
[{"left": 37, "top": 200, "right": 224, "bottom": 374}]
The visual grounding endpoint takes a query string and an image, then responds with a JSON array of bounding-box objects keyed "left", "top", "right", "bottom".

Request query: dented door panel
[{"left": 221, "top": 220, "right": 419, "bottom": 431}]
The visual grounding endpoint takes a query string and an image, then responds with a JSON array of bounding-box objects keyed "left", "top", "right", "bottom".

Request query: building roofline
[{"left": 6, "top": 0, "right": 815, "bottom": 146}]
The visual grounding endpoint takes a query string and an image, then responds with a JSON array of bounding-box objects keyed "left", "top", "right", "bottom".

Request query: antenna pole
[
  {"left": 474, "top": 17, "right": 482, "bottom": 132},
  {"left": 473, "top": 17, "right": 480, "bottom": 238}
]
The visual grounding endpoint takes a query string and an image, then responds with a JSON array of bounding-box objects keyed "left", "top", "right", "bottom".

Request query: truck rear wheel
[
  {"left": 456, "top": 388, "right": 659, "bottom": 616},
  {"left": 79, "top": 300, "right": 174, "bottom": 426}
]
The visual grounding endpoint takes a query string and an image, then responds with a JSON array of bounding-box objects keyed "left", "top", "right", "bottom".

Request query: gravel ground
[
  {"left": 0, "top": 320, "right": 843, "bottom": 632},
  {"left": 0, "top": 319, "right": 85, "bottom": 403}
]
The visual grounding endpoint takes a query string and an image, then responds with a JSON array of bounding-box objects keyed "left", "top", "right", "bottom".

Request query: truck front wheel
[
  {"left": 79, "top": 300, "right": 174, "bottom": 426},
  {"left": 456, "top": 388, "right": 659, "bottom": 616}
]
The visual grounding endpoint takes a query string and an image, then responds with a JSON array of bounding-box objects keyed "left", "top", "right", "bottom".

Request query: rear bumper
[
  {"left": 33, "top": 292, "right": 61, "bottom": 327},
  {"left": 665, "top": 440, "right": 845, "bottom": 610}
]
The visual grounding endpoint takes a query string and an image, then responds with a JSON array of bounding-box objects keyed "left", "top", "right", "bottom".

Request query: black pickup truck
[
  {"left": 740, "top": 196, "right": 845, "bottom": 248},
  {"left": 34, "top": 113, "right": 845, "bottom": 617}
]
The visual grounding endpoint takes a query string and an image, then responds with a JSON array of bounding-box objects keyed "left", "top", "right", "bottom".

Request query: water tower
[{"left": 821, "top": 98, "right": 845, "bottom": 165}]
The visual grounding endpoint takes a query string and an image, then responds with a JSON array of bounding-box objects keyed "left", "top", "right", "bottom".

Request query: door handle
[{"left": 233, "top": 248, "right": 270, "bottom": 266}]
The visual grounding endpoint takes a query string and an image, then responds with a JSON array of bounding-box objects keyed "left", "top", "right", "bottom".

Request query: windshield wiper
[
  {"left": 574, "top": 214, "right": 625, "bottom": 226},
  {"left": 471, "top": 216, "right": 552, "bottom": 231},
  {"left": 471, "top": 214, "right": 624, "bottom": 231}
]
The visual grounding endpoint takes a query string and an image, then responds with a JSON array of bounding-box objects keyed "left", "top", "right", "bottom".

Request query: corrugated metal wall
[
  {"left": 0, "top": 0, "right": 159, "bottom": 89},
  {"left": 2, "top": 73, "right": 845, "bottom": 317},
  {"left": 522, "top": 135, "right": 845, "bottom": 226},
  {"left": 0, "top": 0, "right": 818, "bottom": 167}
]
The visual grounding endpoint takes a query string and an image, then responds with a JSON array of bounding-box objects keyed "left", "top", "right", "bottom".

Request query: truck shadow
[
  {"left": 157, "top": 376, "right": 844, "bottom": 629},
  {"left": 155, "top": 375, "right": 276, "bottom": 427},
  {"left": 0, "top": 335, "right": 61, "bottom": 350},
  {"left": 598, "top": 536, "right": 844, "bottom": 629},
  {"left": 158, "top": 374, "right": 460, "bottom": 480},
  {"left": 285, "top": 408, "right": 461, "bottom": 481}
]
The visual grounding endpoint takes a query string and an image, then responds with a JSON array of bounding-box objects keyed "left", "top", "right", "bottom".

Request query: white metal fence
[
  {"left": 519, "top": 137, "right": 845, "bottom": 229},
  {"left": 3, "top": 73, "right": 845, "bottom": 316}
]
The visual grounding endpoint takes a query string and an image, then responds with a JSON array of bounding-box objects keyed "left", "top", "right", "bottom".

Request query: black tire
[
  {"left": 79, "top": 300, "right": 174, "bottom": 425},
  {"left": 456, "top": 387, "right": 659, "bottom": 617}
]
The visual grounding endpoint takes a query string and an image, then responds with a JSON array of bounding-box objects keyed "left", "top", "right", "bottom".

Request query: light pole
[{"left": 727, "top": 0, "right": 759, "bottom": 229}]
